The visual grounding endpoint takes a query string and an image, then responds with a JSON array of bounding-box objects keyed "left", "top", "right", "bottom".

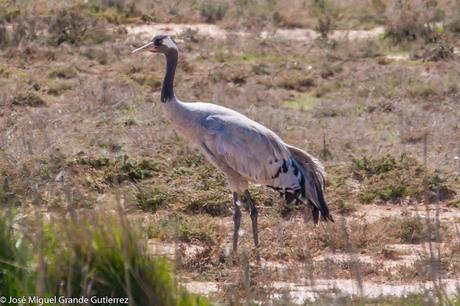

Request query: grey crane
[{"left": 132, "top": 35, "right": 334, "bottom": 251}]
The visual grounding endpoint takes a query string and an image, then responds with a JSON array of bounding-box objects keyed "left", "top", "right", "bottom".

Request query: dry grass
[{"left": 1, "top": 0, "right": 460, "bottom": 304}]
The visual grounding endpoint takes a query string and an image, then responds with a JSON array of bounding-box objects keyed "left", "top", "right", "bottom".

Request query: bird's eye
[{"left": 154, "top": 39, "right": 162, "bottom": 46}]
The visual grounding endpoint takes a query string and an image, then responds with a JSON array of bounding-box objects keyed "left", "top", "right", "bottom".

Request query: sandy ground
[
  {"left": 147, "top": 202, "right": 460, "bottom": 304},
  {"left": 126, "top": 23, "right": 385, "bottom": 42}
]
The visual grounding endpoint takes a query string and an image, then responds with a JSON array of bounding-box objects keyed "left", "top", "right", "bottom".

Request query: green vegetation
[
  {"left": 135, "top": 184, "right": 169, "bottom": 212},
  {"left": 11, "top": 92, "right": 46, "bottom": 107},
  {"left": 74, "top": 155, "right": 162, "bottom": 186},
  {"left": 199, "top": 2, "right": 227, "bottom": 23},
  {"left": 305, "top": 293, "right": 452, "bottom": 306},
  {"left": 283, "top": 94, "right": 317, "bottom": 111},
  {"left": 0, "top": 0, "right": 459, "bottom": 304},
  {"left": 143, "top": 213, "right": 216, "bottom": 245},
  {"left": 0, "top": 209, "right": 210, "bottom": 305},
  {"left": 383, "top": 0, "right": 442, "bottom": 44},
  {"left": 48, "top": 66, "right": 78, "bottom": 79},
  {"left": 129, "top": 72, "right": 162, "bottom": 88},
  {"left": 0, "top": 210, "right": 33, "bottom": 298},
  {"left": 352, "top": 155, "right": 454, "bottom": 204},
  {"left": 390, "top": 216, "right": 427, "bottom": 244},
  {"left": 241, "top": 52, "right": 281, "bottom": 63},
  {"left": 311, "top": 0, "right": 338, "bottom": 38},
  {"left": 186, "top": 191, "right": 230, "bottom": 217},
  {"left": 278, "top": 74, "right": 316, "bottom": 92}
]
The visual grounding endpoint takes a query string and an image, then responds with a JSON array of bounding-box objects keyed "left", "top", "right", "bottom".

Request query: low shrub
[
  {"left": 200, "top": 3, "right": 227, "bottom": 23},
  {"left": 353, "top": 154, "right": 455, "bottom": 204},
  {"left": 74, "top": 155, "right": 162, "bottom": 186},
  {"left": 135, "top": 185, "right": 169, "bottom": 212},
  {"left": 145, "top": 214, "right": 216, "bottom": 245},
  {"left": 11, "top": 92, "right": 46, "bottom": 107},
  {"left": 384, "top": 0, "right": 442, "bottom": 43},
  {"left": 390, "top": 216, "right": 427, "bottom": 243},
  {"left": 47, "top": 8, "right": 111, "bottom": 46}
]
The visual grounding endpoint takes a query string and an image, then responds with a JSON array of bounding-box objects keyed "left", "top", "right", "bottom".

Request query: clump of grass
[
  {"left": 352, "top": 155, "right": 409, "bottom": 203},
  {"left": 193, "top": 164, "right": 227, "bottom": 191},
  {"left": 129, "top": 72, "right": 162, "bottom": 89},
  {"left": 352, "top": 154, "right": 397, "bottom": 178},
  {"left": 384, "top": 0, "right": 442, "bottom": 44},
  {"left": 443, "top": 0, "right": 460, "bottom": 35},
  {"left": 0, "top": 210, "right": 34, "bottom": 297},
  {"left": 75, "top": 156, "right": 110, "bottom": 169},
  {"left": 447, "top": 198, "right": 460, "bottom": 208},
  {"left": 0, "top": 1, "right": 20, "bottom": 22},
  {"left": 272, "top": 5, "right": 313, "bottom": 28},
  {"left": 277, "top": 73, "right": 315, "bottom": 92},
  {"left": 186, "top": 191, "right": 230, "bottom": 217},
  {"left": 74, "top": 155, "right": 162, "bottom": 187},
  {"left": 312, "top": 0, "right": 338, "bottom": 39},
  {"left": 426, "top": 172, "right": 456, "bottom": 203},
  {"left": 361, "top": 182, "right": 412, "bottom": 203},
  {"left": 47, "top": 8, "right": 110, "bottom": 46},
  {"left": 0, "top": 62, "right": 13, "bottom": 78},
  {"left": 352, "top": 154, "right": 454, "bottom": 204},
  {"left": 390, "top": 216, "right": 427, "bottom": 244},
  {"left": 392, "top": 253, "right": 448, "bottom": 281},
  {"left": 135, "top": 185, "right": 169, "bottom": 212},
  {"left": 48, "top": 66, "right": 78, "bottom": 79},
  {"left": 308, "top": 293, "right": 436, "bottom": 306},
  {"left": 416, "top": 42, "right": 455, "bottom": 62},
  {"left": 48, "top": 9, "right": 90, "bottom": 46},
  {"left": 312, "top": 219, "right": 388, "bottom": 253},
  {"left": 80, "top": 46, "right": 110, "bottom": 64},
  {"left": 200, "top": 2, "right": 227, "bottom": 23},
  {"left": 105, "top": 156, "right": 157, "bottom": 183},
  {"left": 0, "top": 208, "right": 210, "bottom": 306},
  {"left": 144, "top": 214, "right": 216, "bottom": 245},
  {"left": 283, "top": 94, "right": 317, "bottom": 112},
  {"left": 88, "top": 2, "right": 140, "bottom": 24},
  {"left": 3, "top": 14, "right": 40, "bottom": 47},
  {"left": 11, "top": 92, "right": 46, "bottom": 107},
  {"left": 277, "top": 201, "right": 306, "bottom": 220},
  {"left": 241, "top": 52, "right": 281, "bottom": 64},
  {"left": 336, "top": 200, "right": 357, "bottom": 215},
  {"left": 45, "top": 80, "right": 74, "bottom": 96},
  {"left": 0, "top": 21, "right": 7, "bottom": 47}
]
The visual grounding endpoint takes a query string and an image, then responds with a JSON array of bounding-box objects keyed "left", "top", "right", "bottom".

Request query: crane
[{"left": 132, "top": 35, "right": 334, "bottom": 251}]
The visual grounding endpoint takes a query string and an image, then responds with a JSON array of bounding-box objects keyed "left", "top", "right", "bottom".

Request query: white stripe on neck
[{"left": 163, "top": 37, "right": 177, "bottom": 50}]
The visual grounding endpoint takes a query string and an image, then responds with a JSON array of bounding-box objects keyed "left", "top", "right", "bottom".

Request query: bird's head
[{"left": 132, "top": 34, "right": 178, "bottom": 55}]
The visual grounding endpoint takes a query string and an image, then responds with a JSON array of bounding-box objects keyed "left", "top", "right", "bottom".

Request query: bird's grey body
[
  {"left": 165, "top": 99, "right": 289, "bottom": 191},
  {"left": 133, "top": 35, "right": 333, "bottom": 251}
]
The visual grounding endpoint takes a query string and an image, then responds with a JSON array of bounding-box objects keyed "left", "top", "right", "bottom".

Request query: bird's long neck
[{"left": 161, "top": 50, "right": 178, "bottom": 103}]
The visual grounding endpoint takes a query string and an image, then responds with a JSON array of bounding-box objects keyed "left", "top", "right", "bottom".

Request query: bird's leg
[
  {"left": 244, "top": 190, "right": 259, "bottom": 248},
  {"left": 232, "top": 192, "right": 241, "bottom": 252}
]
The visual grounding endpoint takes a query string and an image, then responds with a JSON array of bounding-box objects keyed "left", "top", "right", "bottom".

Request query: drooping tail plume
[{"left": 286, "top": 144, "right": 334, "bottom": 224}]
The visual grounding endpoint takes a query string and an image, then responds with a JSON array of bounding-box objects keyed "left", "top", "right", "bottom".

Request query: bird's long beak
[{"left": 131, "top": 41, "right": 158, "bottom": 54}]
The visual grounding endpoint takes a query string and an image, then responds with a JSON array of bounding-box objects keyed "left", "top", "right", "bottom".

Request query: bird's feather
[
  {"left": 286, "top": 144, "right": 333, "bottom": 223},
  {"left": 202, "top": 114, "right": 295, "bottom": 186},
  {"left": 200, "top": 112, "right": 333, "bottom": 223}
]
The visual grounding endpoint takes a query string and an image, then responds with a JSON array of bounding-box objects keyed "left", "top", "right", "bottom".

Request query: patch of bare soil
[
  {"left": 353, "top": 203, "right": 460, "bottom": 223},
  {"left": 268, "top": 278, "right": 460, "bottom": 303},
  {"left": 126, "top": 23, "right": 385, "bottom": 42},
  {"left": 147, "top": 202, "right": 460, "bottom": 304}
]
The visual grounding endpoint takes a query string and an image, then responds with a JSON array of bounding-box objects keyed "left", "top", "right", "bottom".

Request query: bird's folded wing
[{"left": 202, "top": 114, "right": 293, "bottom": 184}]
